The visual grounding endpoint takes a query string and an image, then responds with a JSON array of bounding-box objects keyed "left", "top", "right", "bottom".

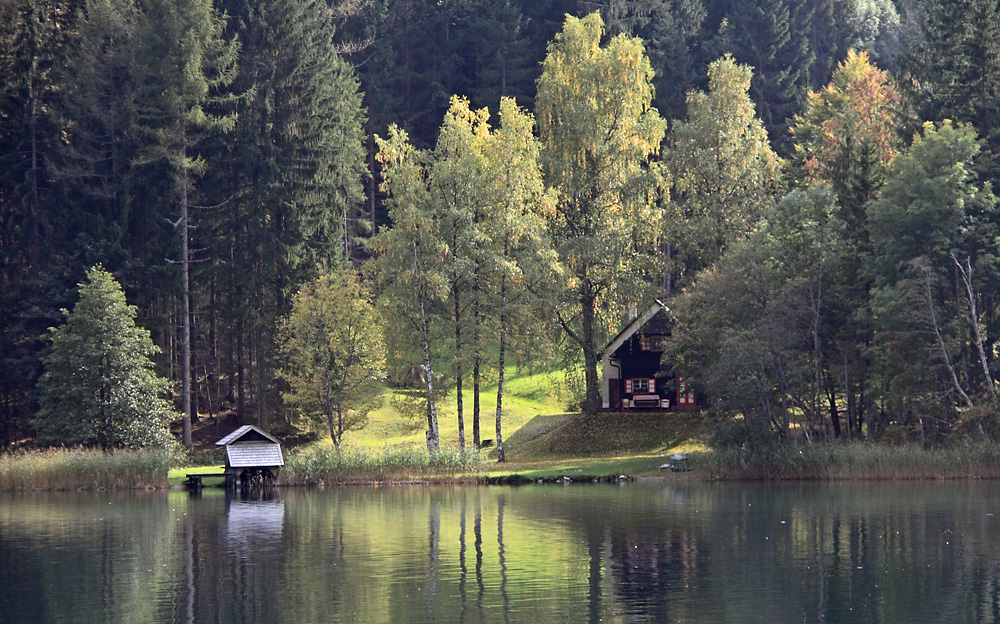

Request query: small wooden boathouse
[{"left": 216, "top": 425, "right": 284, "bottom": 489}]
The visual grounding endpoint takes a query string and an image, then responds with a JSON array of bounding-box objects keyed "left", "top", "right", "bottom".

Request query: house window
[
  {"left": 640, "top": 335, "right": 664, "bottom": 351},
  {"left": 625, "top": 378, "right": 656, "bottom": 394}
]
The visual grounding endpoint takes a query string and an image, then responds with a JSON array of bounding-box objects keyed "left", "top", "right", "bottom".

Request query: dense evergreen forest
[{"left": 3, "top": 0, "right": 1000, "bottom": 451}]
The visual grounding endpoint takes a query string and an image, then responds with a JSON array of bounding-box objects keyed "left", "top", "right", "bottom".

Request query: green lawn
[
  {"left": 167, "top": 464, "right": 226, "bottom": 486},
  {"left": 330, "top": 367, "right": 573, "bottom": 450},
  {"left": 181, "top": 367, "right": 706, "bottom": 484}
]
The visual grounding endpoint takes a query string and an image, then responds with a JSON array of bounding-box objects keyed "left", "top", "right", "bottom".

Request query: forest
[{"left": 2, "top": 0, "right": 1000, "bottom": 452}]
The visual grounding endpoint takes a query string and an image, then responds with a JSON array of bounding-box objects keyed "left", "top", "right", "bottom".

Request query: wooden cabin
[
  {"left": 216, "top": 425, "right": 284, "bottom": 487},
  {"left": 600, "top": 300, "right": 698, "bottom": 412}
]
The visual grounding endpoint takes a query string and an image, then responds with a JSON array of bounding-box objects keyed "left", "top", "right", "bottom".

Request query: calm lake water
[{"left": 2, "top": 481, "right": 1000, "bottom": 623}]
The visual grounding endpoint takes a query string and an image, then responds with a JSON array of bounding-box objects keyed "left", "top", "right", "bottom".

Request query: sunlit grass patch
[
  {"left": 506, "top": 412, "right": 703, "bottom": 460},
  {"left": 330, "top": 367, "right": 568, "bottom": 450},
  {"left": 167, "top": 464, "right": 225, "bottom": 486}
]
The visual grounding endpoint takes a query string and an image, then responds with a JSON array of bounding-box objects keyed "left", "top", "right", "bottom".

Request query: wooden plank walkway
[{"left": 185, "top": 472, "right": 235, "bottom": 489}]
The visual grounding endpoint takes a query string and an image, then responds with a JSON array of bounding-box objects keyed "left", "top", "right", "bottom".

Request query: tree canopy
[{"left": 278, "top": 265, "right": 385, "bottom": 448}]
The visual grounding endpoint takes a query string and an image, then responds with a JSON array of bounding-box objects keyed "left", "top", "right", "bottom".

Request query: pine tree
[
  {"left": 715, "top": 0, "right": 813, "bottom": 150},
  {"left": 203, "top": 0, "right": 367, "bottom": 430},
  {"left": 0, "top": 0, "right": 75, "bottom": 446},
  {"left": 900, "top": 0, "right": 1000, "bottom": 183},
  {"left": 34, "top": 265, "right": 180, "bottom": 449},
  {"left": 129, "top": 0, "right": 238, "bottom": 448}
]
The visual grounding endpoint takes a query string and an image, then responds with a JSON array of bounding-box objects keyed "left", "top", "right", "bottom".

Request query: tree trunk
[
  {"left": 473, "top": 268, "right": 482, "bottom": 447},
  {"left": 180, "top": 164, "right": 192, "bottom": 450},
  {"left": 580, "top": 284, "right": 600, "bottom": 415},
  {"left": 190, "top": 305, "right": 199, "bottom": 424},
  {"left": 453, "top": 278, "right": 465, "bottom": 451},
  {"left": 327, "top": 406, "right": 339, "bottom": 449},
  {"left": 827, "top": 382, "right": 841, "bottom": 438},
  {"left": 419, "top": 293, "right": 440, "bottom": 452},
  {"left": 954, "top": 254, "right": 997, "bottom": 407},
  {"left": 921, "top": 264, "right": 973, "bottom": 409},
  {"left": 495, "top": 272, "right": 508, "bottom": 463}
]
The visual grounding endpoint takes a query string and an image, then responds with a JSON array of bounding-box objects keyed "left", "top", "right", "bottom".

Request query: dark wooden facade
[{"left": 600, "top": 301, "right": 698, "bottom": 411}]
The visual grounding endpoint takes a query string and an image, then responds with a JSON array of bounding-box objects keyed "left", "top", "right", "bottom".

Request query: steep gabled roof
[
  {"left": 601, "top": 300, "right": 672, "bottom": 360},
  {"left": 215, "top": 424, "right": 281, "bottom": 447}
]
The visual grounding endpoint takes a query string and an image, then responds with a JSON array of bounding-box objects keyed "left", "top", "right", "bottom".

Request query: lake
[{"left": 2, "top": 481, "right": 1000, "bottom": 623}]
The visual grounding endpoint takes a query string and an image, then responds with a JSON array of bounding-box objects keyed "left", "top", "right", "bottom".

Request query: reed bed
[
  {"left": 0, "top": 448, "right": 173, "bottom": 490},
  {"left": 700, "top": 442, "right": 1000, "bottom": 480},
  {"left": 281, "top": 445, "right": 486, "bottom": 485}
]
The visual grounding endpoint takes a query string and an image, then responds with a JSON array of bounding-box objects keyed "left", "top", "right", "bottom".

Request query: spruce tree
[
  {"left": 34, "top": 265, "right": 179, "bottom": 449},
  {"left": 715, "top": 0, "right": 813, "bottom": 150},
  {"left": 130, "top": 0, "right": 238, "bottom": 447},
  {"left": 205, "top": 0, "right": 367, "bottom": 427},
  {"left": 901, "top": 0, "right": 1000, "bottom": 182}
]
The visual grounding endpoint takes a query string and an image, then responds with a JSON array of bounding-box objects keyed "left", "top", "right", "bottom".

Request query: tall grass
[
  {"left": 281, "top": 446, "right": 486, "bottom": 485},
  {"left": 0, "top": 448, "right": 173, "bottom": 490},
  {"left": 699, "top": 442, "right": 1000, "bottom": 480}
]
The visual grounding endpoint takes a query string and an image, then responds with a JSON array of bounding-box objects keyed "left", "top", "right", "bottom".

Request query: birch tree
[
  {"left": 372, "top": 126, "right": 447, "bottom": 452},
  {"left": 479, "top": 97, "right": 557, "bottom": 462},
  {"left": 536, "top": 12, "right": 666, "bottom": 415}
]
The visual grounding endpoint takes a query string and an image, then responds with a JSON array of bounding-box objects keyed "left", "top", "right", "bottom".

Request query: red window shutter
[
  {"left": 649, "top": 378, "right": 656, "bottom": 393},
  {"left": 625, "top": 379, "right": 633, "bottom": 394}
]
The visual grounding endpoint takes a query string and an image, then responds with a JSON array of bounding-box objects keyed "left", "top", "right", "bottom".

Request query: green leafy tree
[
  {"left": 478, "top": 97, "right": 557, "bottom": 462},
  {"left": 425, "top": 97, "right": 490, "bottom": 451},
  {"left": 665, "top": 185, "right": 843, "bottom": 445},
  {"left": 663, "top": 54, "right": 782, "bottom": 290},
  {"left": 33, "top": 265, "right": 179, "bottom": 449},
  {"left": 536, "top": 12, "right": 667, "bottom": 414},
  {"left": 371, "top": 125, "right": 448, "bottom": 452},
  {"left": 278, "top": 266, "right": 385, "bottom": 448},
  {"left": 867, "top": 121, "right": 999, "bottom": 439}
]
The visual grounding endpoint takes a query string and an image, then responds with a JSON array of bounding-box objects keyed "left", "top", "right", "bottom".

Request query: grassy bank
[
  {"left": 698, "top": 442, "right": 1000, "bottom": 480},
  {"left": 279, "top": 446, "right": 487, "bottom": 485},
  {"left": 0, "top": 448, "right": 173, "bottom": 490}
]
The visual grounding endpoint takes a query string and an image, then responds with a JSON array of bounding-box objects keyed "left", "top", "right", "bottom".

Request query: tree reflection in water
[{"left": 6, "top": 483, "right": 1000, "bottom": 623}]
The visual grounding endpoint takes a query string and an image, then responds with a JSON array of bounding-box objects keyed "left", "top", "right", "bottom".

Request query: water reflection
[{"left": 4, "top": 483, "right": 1000, "bottom": 623}]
